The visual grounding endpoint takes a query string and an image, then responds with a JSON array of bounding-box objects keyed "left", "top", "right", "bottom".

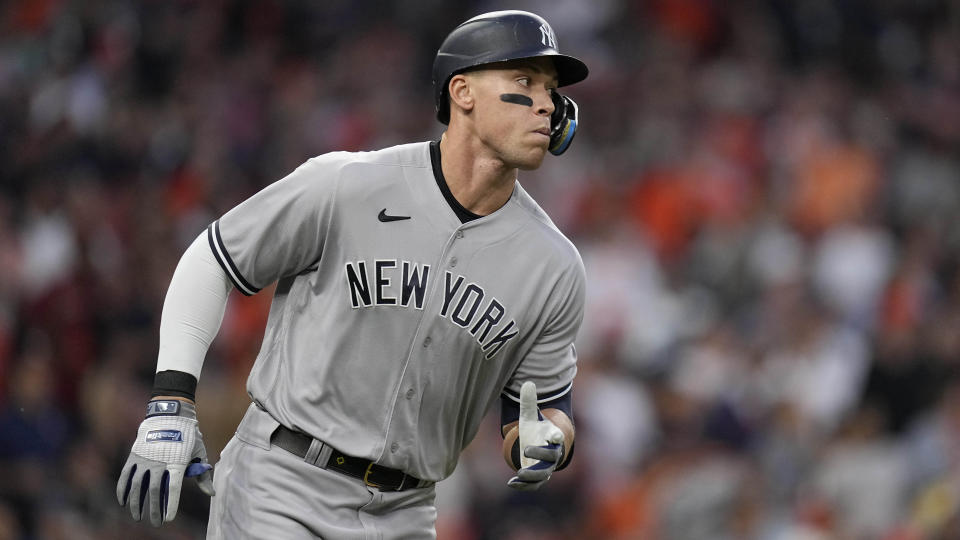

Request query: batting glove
[
  {"left": 507, "top": 381, "right": 565, "bottom": 491},
  {"left": 116, "top": 399, "right": 215, "bottom": 526}
]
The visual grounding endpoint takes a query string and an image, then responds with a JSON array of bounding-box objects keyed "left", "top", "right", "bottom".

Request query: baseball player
[{"left": 116, "top": 10, "right": 588, "bottom": 539}]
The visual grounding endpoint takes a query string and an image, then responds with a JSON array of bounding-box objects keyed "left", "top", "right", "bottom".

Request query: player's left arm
[
  {"left": 500, "top": 254, "right": 585, "bottom": 490},
  {"left": 500, "top": 382, "right": 575, "bottom": 491}
]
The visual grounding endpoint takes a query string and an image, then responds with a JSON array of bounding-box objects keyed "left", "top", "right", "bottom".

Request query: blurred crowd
[{"left": 0, "top": 0, "right": 958, "bottom": 539}]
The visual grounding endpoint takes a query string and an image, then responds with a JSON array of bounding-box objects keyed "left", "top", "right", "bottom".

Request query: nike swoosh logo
[{"left": 378, "top": 209, "right": 411, "bottom": 222}]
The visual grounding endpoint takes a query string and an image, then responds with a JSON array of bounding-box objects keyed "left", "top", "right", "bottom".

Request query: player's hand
[
  {"left": 116, "top": 399, "right": 215, "bottom": 526},
  {"left": 507, "top": 381, "right": 565, "bottom": 491}
]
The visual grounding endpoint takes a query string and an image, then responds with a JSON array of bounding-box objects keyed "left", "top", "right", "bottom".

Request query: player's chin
[{"left": 515, "top": 144, "right": 549, "bottom": 170}]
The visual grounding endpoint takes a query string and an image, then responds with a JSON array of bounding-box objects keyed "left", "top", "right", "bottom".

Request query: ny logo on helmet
[{"left": 539, "top": 24, "right": 557, "bottom": 48}]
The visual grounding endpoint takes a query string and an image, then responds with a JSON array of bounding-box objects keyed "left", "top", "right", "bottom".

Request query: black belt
[{"left": 269, "top": 425, "right": 428, "bottom": 492}]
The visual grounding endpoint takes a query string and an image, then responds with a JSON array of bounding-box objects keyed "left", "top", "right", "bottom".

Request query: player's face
[{"left": 466, "top": 58, "right": 558, "bottom": 170}]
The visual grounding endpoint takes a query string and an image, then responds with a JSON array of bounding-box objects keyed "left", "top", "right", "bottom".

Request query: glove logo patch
[
  {"left": 146, "top": 400, "right": 181, "bottom": 416},
  {"left": 146, "top": 429, "right": 183, "bottom": 442}
]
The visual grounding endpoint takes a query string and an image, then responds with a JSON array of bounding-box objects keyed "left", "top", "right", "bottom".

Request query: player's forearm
[
  {"left": 502, "top": 408, "right": 575, "bottom": 470},
  {"left": 156, "top": 232, "right": 233, "bottom": 379}
]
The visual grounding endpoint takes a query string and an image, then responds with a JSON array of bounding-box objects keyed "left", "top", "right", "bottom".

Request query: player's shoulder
[
  {"left": 510, "top": 184, "right": 585, "bottom": 276},
  {"left": 307, "top": 141, "right": 431, "bottom": 170}
]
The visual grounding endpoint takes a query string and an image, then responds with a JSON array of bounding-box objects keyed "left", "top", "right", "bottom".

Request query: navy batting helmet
[{"left": 432, "top": 10, "right": 589, "bottom": 126}]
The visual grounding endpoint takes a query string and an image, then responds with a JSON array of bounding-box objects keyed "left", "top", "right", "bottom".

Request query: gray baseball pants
[{"left": 206, "top": 403, "right": 438, "bottom": 539}]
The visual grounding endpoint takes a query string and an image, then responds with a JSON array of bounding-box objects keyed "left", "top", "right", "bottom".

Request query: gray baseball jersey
[{"left": 207, "top": 140, "right": 584, "bottom": 481}]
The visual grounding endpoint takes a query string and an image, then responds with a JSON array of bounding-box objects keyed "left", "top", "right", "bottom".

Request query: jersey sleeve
[
  {"left": 208, "top": 156, "right": 339, "bottom": 295},
  {"left": 502, "top": 257, "right": 586, "bottom": 405}
]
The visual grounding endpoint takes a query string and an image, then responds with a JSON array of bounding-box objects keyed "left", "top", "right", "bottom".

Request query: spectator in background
[
  {"left": 0, "top": 0, "right": 959, "bottom": 538},
  {"left": 0, "top": 336, "right": 69, "bottom": 538}
]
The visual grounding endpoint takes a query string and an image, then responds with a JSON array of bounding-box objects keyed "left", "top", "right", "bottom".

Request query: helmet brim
[{"left": 552, "top": 54, "right": 590, "bottom": 88}]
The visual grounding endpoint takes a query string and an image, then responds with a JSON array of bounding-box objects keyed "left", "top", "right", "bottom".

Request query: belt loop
[
  {"left": 316, "top": 441, "right": 333, "bottom": 468},
  {"left": 303, "top": 438, "right": 326, "bottom": 466}
]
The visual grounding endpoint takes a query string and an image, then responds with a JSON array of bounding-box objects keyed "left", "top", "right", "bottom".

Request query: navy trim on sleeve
[
  {"left": 502, "top": 381, "right": 572, "bottom": 406},
  {"left": 500, "top": 388, "right": 574, "bottom": 428},
  {"left": 207, "top": 221, "right": 260, "bottom": 296}
]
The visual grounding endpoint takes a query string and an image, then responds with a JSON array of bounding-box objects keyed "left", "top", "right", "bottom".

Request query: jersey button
[
  {"left": 406, "top": 388, "right": 415, "bottom": 399},
  {"left": 423, "top": 337, "right": 431, "bottom": 347},
  {"left": 450, "top": 257, "right": 458, "bottom": 267},
  {"left": 456, "top": 231, "right": 464, "bottom": 239},
  {"left": 390, "top": 442, "right": 399, "bottom": 453}
]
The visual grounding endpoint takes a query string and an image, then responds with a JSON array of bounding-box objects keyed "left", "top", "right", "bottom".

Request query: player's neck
[{"left": 438, "top": 134, "right": 517, "bottom": 217}]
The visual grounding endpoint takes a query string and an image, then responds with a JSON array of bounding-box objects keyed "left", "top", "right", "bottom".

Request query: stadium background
[{"left": 1, "top": 0, "right": 959, "bottom": 538}]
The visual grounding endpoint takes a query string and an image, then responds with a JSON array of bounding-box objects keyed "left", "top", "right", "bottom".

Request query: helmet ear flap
[{"left": 549, "top": 93, "right": 579, "bottom": 155}]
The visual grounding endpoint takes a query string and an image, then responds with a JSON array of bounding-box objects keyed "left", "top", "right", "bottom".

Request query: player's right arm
[
  {"left": 116, "top": 155, "right": 340, "bottom": 526},
  {"left": 116, "top": 232, "right": 232, "bottom": 526}
]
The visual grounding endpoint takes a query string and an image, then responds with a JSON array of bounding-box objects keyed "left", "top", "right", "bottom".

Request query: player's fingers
[
  {"left": 196, "top": 469, "right": 216, "bottom": 497},
  {"left": 518, "top": 381, "right": 539, "bottom": 423},
  {"left": 148, "top": 468, "right": 163, "bottom": 526},
  {"left": 546, "top": 423, "right": 564, "bottom": 445},
  {"left": 116, "top": 460, "right": 135, "bottom": 506},
  {"left": 516, "top": 466, "right": 552, "bottom": 483},
  {"left": 160, "top": 470, "right": 170, "bottom": 523},
  {"left": 523, "top": 444, "right": 561, "bottom": 463},
  {"left": 507, "top": 476, "right": 541, "bottom": 491},
  {"left": 187, "top": 460, "right": 216, "bottom": 496},
  {"left": 129, "top": 468, "right": 147, "bottom": 521},
  {"left": 186, "top": 461, "right": 212, "bottom": 478},
  {"left": 164, "top": 466, "right": 185, "bottom": 523}
]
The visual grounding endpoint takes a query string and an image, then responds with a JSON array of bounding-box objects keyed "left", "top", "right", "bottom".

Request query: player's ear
[{"left": 448, "top": 74, "right": 475, "bottom": 117}]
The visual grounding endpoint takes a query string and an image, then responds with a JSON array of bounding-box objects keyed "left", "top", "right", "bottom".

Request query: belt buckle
[
  {"left": 363, "top": 462, "right": 382, "bottom": 490},
  {"left": 363, "top": 462, "right": 405, "bottom": 491}
]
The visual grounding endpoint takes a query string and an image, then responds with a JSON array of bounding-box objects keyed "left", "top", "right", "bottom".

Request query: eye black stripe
[{"left": 500, "top": 93, "right": 534, "bottom": 107}]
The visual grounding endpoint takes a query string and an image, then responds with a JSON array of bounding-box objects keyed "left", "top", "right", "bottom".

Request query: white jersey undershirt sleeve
[{"left": 156, "top": 232, "right": 233, "bottom": 379}]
